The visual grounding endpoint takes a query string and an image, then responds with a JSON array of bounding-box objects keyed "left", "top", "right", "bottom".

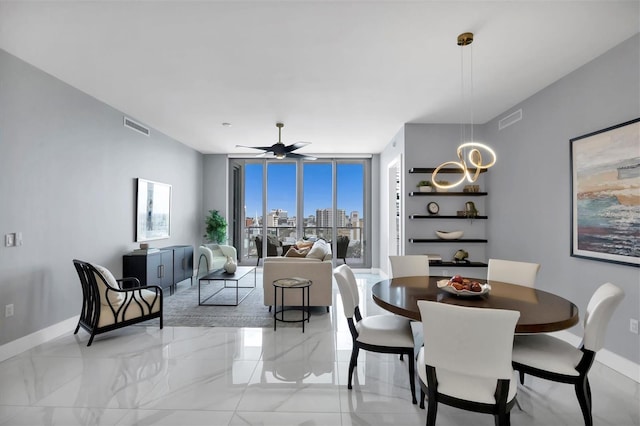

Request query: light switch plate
[{"left": 5, "top": 234, "right": 15, "bottom": 247}]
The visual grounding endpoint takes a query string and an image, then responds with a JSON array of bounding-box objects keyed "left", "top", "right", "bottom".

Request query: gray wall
[
  {"left": 484, "top": 34, "right": 640, "bottom": 363},
  {"left": 203, "top": 154, "right": 230, "bottom": 240},
  {"left": 0, "top": 50, "right": 204, "bottom": 346}
]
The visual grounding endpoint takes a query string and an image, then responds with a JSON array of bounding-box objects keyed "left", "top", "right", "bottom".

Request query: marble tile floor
[{"left": 0, "top": 273, "right": 638, "bottom": 426}]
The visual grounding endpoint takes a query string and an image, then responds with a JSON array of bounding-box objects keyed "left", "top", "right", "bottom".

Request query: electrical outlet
[
  {"left": 630, "top": 318, "right": 639, "bottom": 334},
  {"left": 5, "top": 234, "right": 15, "bottom": 247},
  {"left": 5, "top": 304, "right": 14, "bottom": 318}
]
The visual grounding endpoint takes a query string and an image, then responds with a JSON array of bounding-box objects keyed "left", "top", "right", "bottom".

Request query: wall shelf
[
  {"left": 409, "top": 167, "right": 488, "bottom": 174},
  {"left": 409, "top": 215, "right": 487, "bottom": 219},
  {"left": 409, "top": 238, "right": 488, "bottom": 243},
  {"left": 409, "top": 191, "right": 487, "bottom": 196},
  {"left": 408, "top": 165, "right": 488, "bottom": 269}
]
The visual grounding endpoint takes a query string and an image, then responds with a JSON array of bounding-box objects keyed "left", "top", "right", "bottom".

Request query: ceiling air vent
[
  {"left": 123, "top": 116, "right": 150, "bottom": 136},
  {"left": 498, "top": 109, "right": 522, "bottom": 130}
]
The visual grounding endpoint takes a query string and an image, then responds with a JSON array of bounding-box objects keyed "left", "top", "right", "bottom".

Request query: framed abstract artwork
[
  {"left": 570, "top": 118, "right": 640, "bottom": 266},
  {"left": 136, "top": 178, "right": 172, "bottom": 242}
]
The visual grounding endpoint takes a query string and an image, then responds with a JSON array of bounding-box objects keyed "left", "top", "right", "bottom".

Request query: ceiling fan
[{"left": 236, "top": 122, "right": 317, "bottom": 160}]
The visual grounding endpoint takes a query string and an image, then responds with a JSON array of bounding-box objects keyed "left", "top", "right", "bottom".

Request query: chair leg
[
  {"left": 420, "top": 388, "right": 425, "bottom": 409},
  {"left": 426, "top": 394, "right": 438, "bottom": 426},
  {"left": 269, "top": 306, "right": 272, "bottom": 312},
  {"left": 495, "top": 411, "right": 511, "bottom": 426},
  {"left": 87, "top": 333, "right": 95, "bottom": 347},
  {"left": 519, "top": 370, "right": 525, "bottom": 385},
  {"left": 326, "top": 306, "right": 329, "bottom": 313},
  {"left": 408, "top": 351, "right": 417, "bottom": 404},
  {"left": 575, "top": 376, "right": 593, "bottom": 426},
  {"left": 74, "top": 322, "right": 80, "bottom": 334},
  {"left": 348, "top": 347, "right": 358, "bottom": 390},
  {"left": 159, "top": 314, "right": 163, "bottom": 329},
  {"left": 400, "top": 354, "right": 404, "bottom": 360}
]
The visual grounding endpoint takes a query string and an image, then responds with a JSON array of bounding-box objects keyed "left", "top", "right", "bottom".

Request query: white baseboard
[
  {"left": 0, "top": 315, "right": 79, "bottom": 363},
  {"left": 552, "top": 330, "right": 640, "bottom": 383}
]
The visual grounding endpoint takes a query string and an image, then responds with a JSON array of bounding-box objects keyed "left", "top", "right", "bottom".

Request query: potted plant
[
  {"left": 204, "top": 210, "right": 227, "bottom": 243},
  {"left": 416, "top": 180, "right": 433, "bottom": 192}
]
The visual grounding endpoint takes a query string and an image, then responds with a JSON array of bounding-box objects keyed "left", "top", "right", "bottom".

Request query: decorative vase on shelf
[{"left": 223, "top": 256, "right": 237, "bottom": 274}]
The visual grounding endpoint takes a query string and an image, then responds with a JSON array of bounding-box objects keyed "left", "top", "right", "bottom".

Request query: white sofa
[
  {"left": 197, "top": 244, "right": 237, "bottom": 277},
  {"left": 262, "top": 239, "right": 333, "bottom": 309}
]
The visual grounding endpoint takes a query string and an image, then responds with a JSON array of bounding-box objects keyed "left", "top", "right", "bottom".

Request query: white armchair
[{"left": 197, "top": 244, "right": 237, "bottom": 277}]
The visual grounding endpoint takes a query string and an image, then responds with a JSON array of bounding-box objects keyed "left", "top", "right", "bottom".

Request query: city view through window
[{"left": 242, "top": 161, "right": 366, "bottom": 265}]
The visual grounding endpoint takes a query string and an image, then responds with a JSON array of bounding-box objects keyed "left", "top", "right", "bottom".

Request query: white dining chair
[
  {"left": 512, "top": 282, "right": 624, "bottom": 426},
  {"left": 389, "top": 255, "right": 430, "bottom": 278},
  {"left": 417, "top": 300, "right": 520, "bottom": 426},
  {"left": 333, "top": 264, "right": 417, "bottom": 404},
  {"left": 487, "top": 258, "right": 540, "bottom": 287}
]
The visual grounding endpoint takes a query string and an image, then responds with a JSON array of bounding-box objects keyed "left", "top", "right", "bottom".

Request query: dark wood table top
[{"left": 372, "top": 276, "right": 579, "bottom": 334}]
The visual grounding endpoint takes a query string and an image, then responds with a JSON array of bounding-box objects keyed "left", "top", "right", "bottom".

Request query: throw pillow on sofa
[
  {"left": 295, "top": 240, "right": 314, "bottom": 250},
  {"left": 285, "top": 247, "right": 310, "bottom": 257},
  {"left": 306, "top": 239, "right": 329, "bottom": 260}
]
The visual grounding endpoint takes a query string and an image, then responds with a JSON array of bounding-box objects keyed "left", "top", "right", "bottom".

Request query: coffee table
[{"left": 198, "top": 266, "right": 257, "bottom": 306}]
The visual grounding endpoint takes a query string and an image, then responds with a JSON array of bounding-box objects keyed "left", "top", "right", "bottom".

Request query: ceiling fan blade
[
  {"left": 284, "top": 141, "right": 311, "bottom": 152},
  {"left": 235, "top": 144, "right": 273, "bottom": 151},
  {"left": 284, "top": 152, "right": 317, "bottom": 160}
]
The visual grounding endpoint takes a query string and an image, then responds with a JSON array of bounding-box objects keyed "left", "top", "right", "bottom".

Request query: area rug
[{"left": 145, "top": 274, "right": 330, "bottom": 328}]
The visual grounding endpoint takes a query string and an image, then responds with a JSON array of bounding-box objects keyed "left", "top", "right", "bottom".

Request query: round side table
[{"left": 273, "top": 277, "right": 312, "bottom": 332}]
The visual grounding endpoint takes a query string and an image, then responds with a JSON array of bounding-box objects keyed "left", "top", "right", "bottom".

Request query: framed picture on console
[
  {"left": 570, "top": 118, "right": 640, "bottom": 266},
  {"left": 136, "top": 178, "right": 172, "bottom": 242}
]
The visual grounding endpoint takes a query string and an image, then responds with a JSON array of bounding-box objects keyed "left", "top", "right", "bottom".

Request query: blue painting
[{"left": 571, "top": 118, "right": 640, "bottom": 266}]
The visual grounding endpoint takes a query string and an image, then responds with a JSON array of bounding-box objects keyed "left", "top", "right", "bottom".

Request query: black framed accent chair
[
  {"left": 511, "top": 282, "right": 624, "bottom": 426},
  {"left": 333, "top": 264, "right": 417, "bottom": 404},
  {"left": 417, "top": 300, "right": 520, "bottom": 426},
  {"left": 73, "top": 259, "right": 163, "bottom": 346},
  {"left": 255, "top": 235, "right": 281, "bottom": 265},
  {"left": 336, "top": 235, "right": 349, "bottom": 264}
]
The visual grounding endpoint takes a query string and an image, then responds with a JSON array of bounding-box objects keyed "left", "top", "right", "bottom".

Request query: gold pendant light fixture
[{"left": 432, "top": 32, "right": 496, "bottom": 190}]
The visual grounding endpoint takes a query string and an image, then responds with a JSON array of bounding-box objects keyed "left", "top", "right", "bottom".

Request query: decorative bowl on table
[
  {"left": 435, "top": 230, "right": 464, "bottom": 240},
  {"left": 437, "top": 278, "right": 491, "bottom": 297}
]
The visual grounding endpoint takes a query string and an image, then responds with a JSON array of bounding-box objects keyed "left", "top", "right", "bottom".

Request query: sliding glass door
[
  {"left": 337, "top": 162, "right": 365, "bottom": 265},
  {"left": 238, "top": 158, "right": 369, "bottom": 267},
  {"left": 303, "top": 162, "right": 333, "bottom": 243}
]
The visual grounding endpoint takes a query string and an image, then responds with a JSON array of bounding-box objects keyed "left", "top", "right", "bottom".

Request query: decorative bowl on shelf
[{"left": 435, "top": 230, "right": 464, "bottom": 240}]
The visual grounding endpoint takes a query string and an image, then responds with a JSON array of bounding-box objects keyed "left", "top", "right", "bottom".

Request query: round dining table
[{"left": 372, "top": 276, "right": 579, "bottom": 334}]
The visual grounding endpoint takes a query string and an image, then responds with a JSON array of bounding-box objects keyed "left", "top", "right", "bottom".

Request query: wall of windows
[{"left": 233, "top": 158, "right": 370, "bottom": 267}]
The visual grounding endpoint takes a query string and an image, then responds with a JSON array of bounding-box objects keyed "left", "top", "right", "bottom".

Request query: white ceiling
[{"left": 1, "top": 1, "right": 638, "bottom": 156}]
